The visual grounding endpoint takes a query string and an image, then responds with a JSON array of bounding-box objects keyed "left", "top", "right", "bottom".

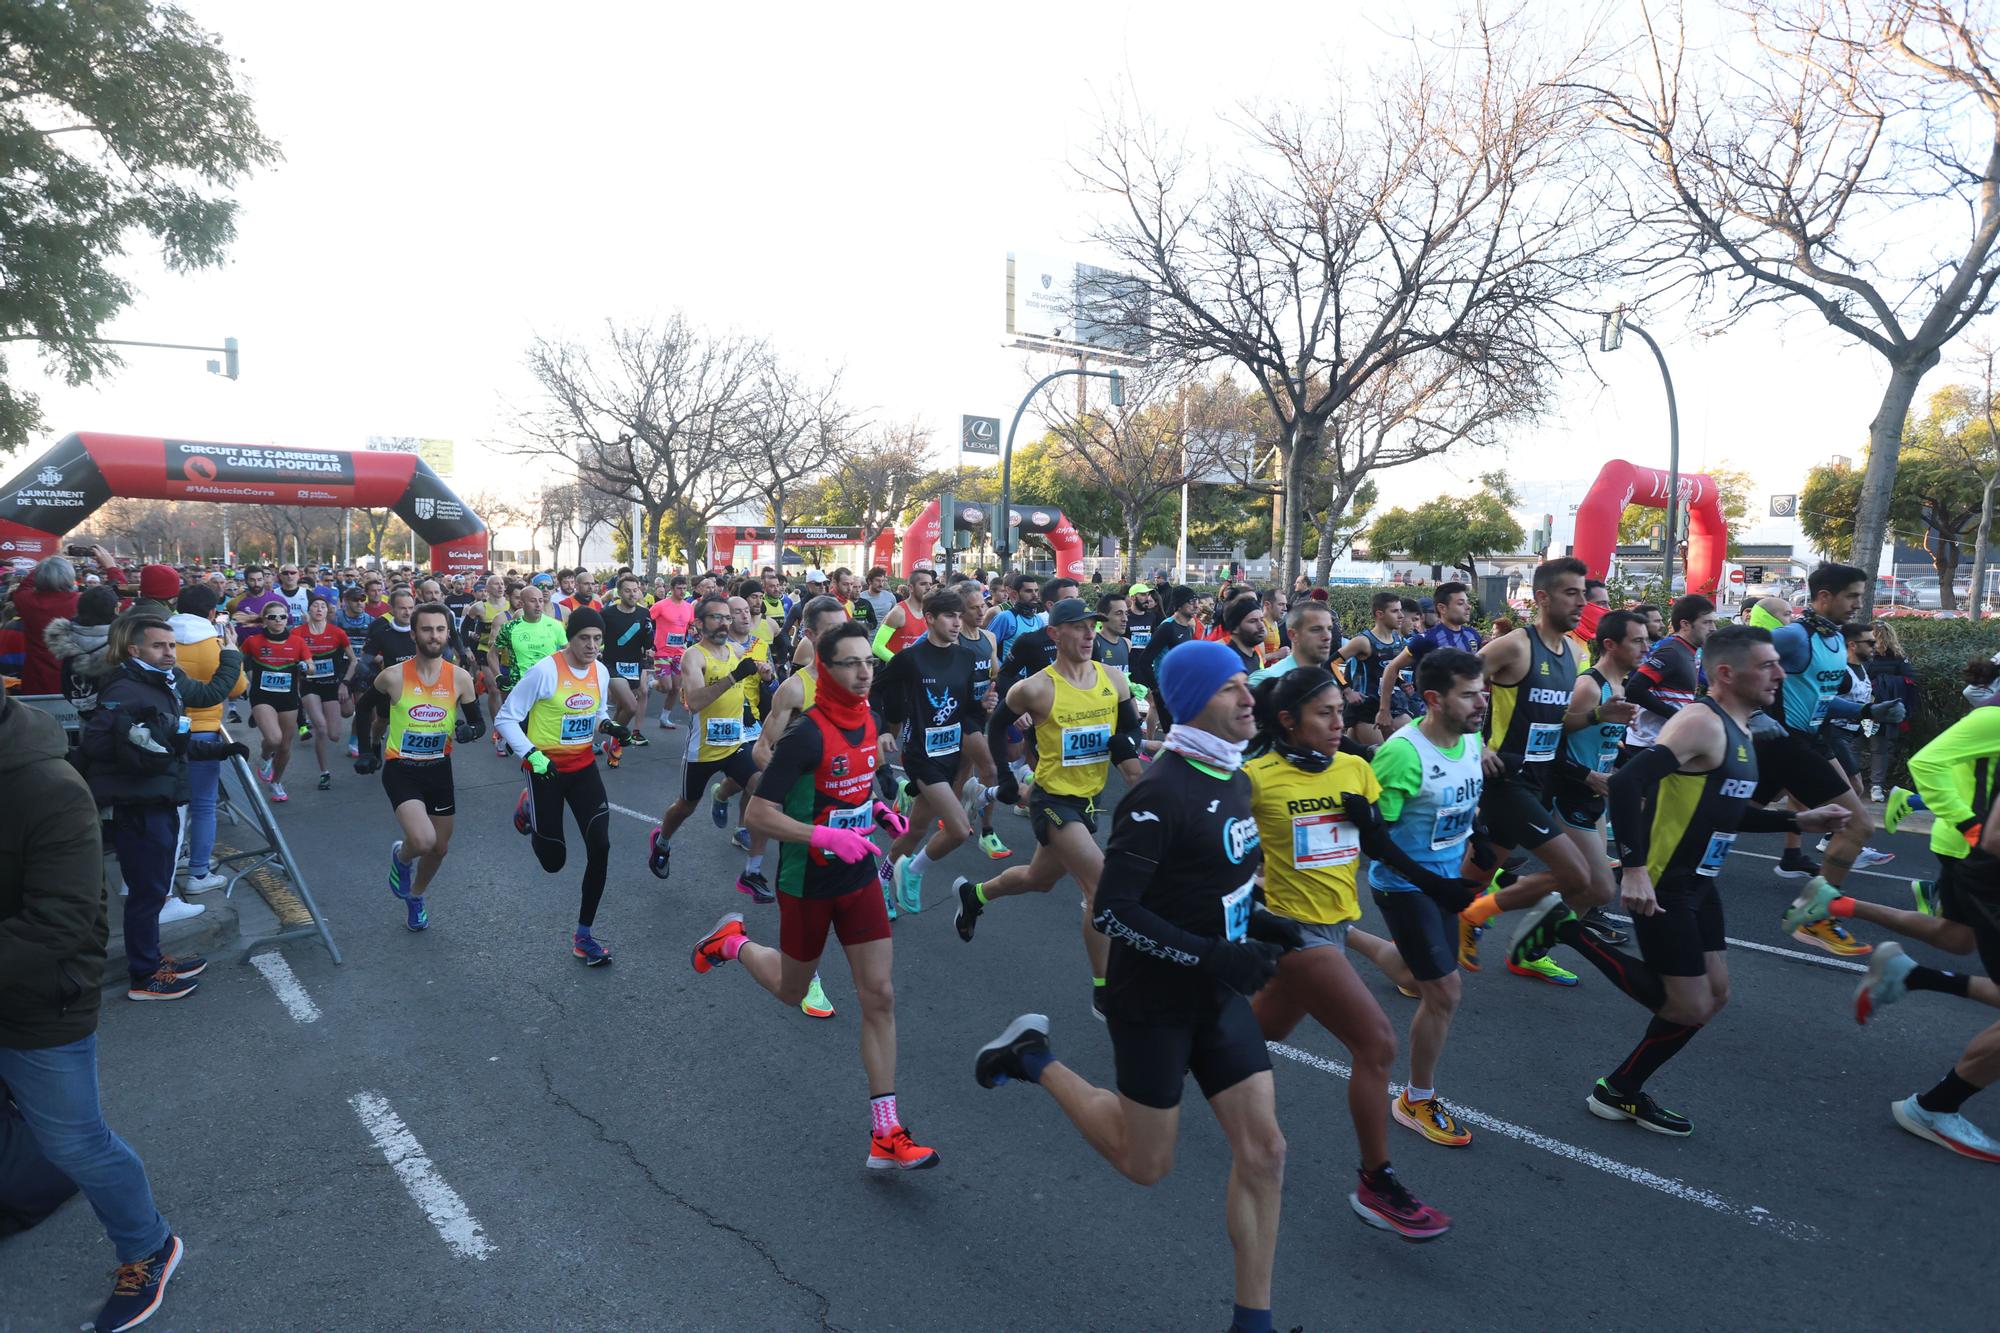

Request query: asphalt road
[{"left": 3, "top": 723, "right": 1993, "bottom": 1332}]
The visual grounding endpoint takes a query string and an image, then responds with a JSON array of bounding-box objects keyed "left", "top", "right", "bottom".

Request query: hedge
[{"left": 1883, "top": 617, "right": 2000, "bottom": 760}]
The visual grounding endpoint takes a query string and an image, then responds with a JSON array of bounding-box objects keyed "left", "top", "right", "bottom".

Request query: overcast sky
[{"left": 10, "top": 0, "right": 1956, "bottom": 552}]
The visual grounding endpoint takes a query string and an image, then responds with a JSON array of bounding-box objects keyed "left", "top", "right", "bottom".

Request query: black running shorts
[
  {"left": 1479, "top": 773, "right": 1562, "bottom": 851},
  {"left": 1938, "top": 852, "right": 2000, "bottom": 979},
  {"left": 1371, "top": 888, "right": 1458, "bottom": 982},
  {"left": 682, "top": 746, "right": 758, "bottom": 805},
  {"left": 1550, "top": 781, "right": 1607, "bottom": 832},
  {"left": 1029, "top": 791, "right": 1098, "bottom": 847},
  {"left": 1631, "top": 873, "right": 1725, "bottom": 977},
  {"left": 1106, "top": 995, "right": 1272, "bottom": 1110},
  {"left": 382, "top": 756, "right": 455, "bottom": 817},
  {"left": 1752, "top": 727, "right": 1849, "bottom": 808}
]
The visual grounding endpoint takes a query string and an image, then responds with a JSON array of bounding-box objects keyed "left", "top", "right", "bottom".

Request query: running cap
[
  {"left": 1157, "top": 639, "right": 1248, "bottom": 725},
  {"left": 1127, "top": 582, "right": 1153, "bottom": 596},
  {"left": 564, "top": 607, "right": 605, "bottom": 640},
  {"left": 1047, "top": 597, "right": 1099, "bottom": 627}
]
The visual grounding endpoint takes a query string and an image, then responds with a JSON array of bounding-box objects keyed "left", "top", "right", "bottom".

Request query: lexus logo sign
[{"left": 960, "top": 415, "right": 1001, "bottom": 456}]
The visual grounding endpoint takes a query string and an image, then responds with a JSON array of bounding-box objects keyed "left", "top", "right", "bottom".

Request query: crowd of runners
[{"left": 13, "top": 550, "right": 1998, "bottom": 1333}]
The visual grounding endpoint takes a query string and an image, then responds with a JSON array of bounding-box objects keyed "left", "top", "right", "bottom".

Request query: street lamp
[
  {"left": 1600, "top": 308, "right": 1680, "bottom": 594},
  {"left": 996, "top": 367, "right": 1123, "bottom": 574}
]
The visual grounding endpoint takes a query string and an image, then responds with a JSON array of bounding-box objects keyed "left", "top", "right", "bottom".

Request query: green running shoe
[
  {"left": 1780, "top": 876, "right": 1840, "bottom": 932},
  {"left": 1883, "top": 786, "right": 1918, "bottom": 835},
  {"left": 979, "top": 832, "right": 1013, "bottom": 860},
  {"left": 1506, "top": 954, "right": 1578, "bottom": 986},
  {"left": 1911, "top": 879, "right": 1941, "bottom": 918},
  {"left": 895, "top": 854, "right": 923, "bottom": 914},
  {"left": 800, "top": 973, "right": 835, "bottom": 1019}
]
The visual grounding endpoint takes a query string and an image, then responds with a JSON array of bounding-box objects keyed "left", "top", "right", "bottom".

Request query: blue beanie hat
[{"left": 1156, "top": 639, "right": 1247, "bottom": 726}]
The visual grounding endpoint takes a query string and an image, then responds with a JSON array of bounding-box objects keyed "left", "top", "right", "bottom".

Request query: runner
[
  {"left": 492, "top": 583, "right": 567, "bottom": 697},
  {"left": 973, "top": 642, "right": 1292, "bottom": 1333},
  {"left": 873, "top": 588, "right": 983, "bottom": 915},
  {"left": 367, "top": 602, "right": 485, "bottom": 931},
  {"left": 1374, "top": 581, "right": 1483, "bottom": 731},
  {"left": 1337, "top": 593, "right": 1409, "bottom": 749},
  {"left": 648, "top": 574, "right": 695, "bottom": 730},
  {"left": 495, "top": 608, "right": 630, "bottom": 965},
  {"left": 1248, "top": 598, "right": 1337, "bottom": 687},
  {"left": 691, "top": 619, "right": 940, "bottom": 1170},
  {"left": 349, "top": 588, "right": 422, "bottom": 774},
  {"left": 1091, "top": 590, "right": 1131, "bottom": 672},
  {"left": 600, "top": 573, "right": 654, "bottom": 757},
  {"left": 986, "top": 571, "right": 1044, "bottom": 662},
  {"left": 948, "top": 578, "right": 1012, "bottom": 860},
  {"left": 1763, "top": 563, "right": 1908, "bottom": 954},
  {"left": 296, "top": 594, "right": 354, "bottom": 791},
  {"left": 1622, "top": 594, "right": 1715, "bottom": 760},
  {"left": 1145, "top": 587, "right": 1199, "bottom": 734},
  {"left": 1244, "top": 665, "right": 1461, "bottom": 1238},
  {"left": 646, "top": 596, "right": 771, "bottom": 891},
  {"left": 872, "top": 565, "right": 937, "bottom": 659},
  {"left": 1550, "top": 609, "right": 1649, "bottom": 947},
  {"left": 238, "top": 603, "right": 309, "bottom": 802},
  {"left": 1786, "top": 699, "right": 2000, "bottom": 1160},
  {"left": 1452, "top": 558, "right": 1604, "bottom": 984},
  {"left": 953, "top": 599, "right": 1147, "bottom": 1012},
  {"left": 1513, "top": 625, "right": 1850, "bottom": 1135}
]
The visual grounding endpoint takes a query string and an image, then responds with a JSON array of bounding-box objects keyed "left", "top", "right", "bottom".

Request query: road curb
[{"left": 101, "top": 896, "right": 241, "bottom": 989}]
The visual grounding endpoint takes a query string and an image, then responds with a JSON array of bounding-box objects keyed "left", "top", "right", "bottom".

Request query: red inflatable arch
[
  {"left": 894, "top": 498, "right": 1084, "bottom": 580},
  {"left": 1570, "top": 459, "right": 1725, "bottom": 597},
  {"left": 0, "top": 432, "right": 489, "bottom": 573}
]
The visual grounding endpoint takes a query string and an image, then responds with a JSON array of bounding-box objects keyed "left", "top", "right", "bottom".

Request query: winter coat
[
  {"left": 78, "top": 659, "right": 193, "bottom": 808},
  {"left": 42, "top": 617, "right": 112, "bottom": 710},
  {"left": 1865, "top": 654, "right": 1919, "bottom": 734},
  {"left": 7, "top": 583, "right": 76, "bottom": 696},
  {"left": 167, "top": 613, "right": 245, "bottom": 731},
  {"left": 0, "top": 693, "right": 107, "bottom": 1049}
]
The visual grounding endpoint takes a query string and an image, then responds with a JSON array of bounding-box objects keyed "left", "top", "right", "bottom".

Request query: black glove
[
  {"left": 598, "top": 718, "right": 633, "bottom": 743},
  {"left": 1246, "top": 908, "right": 1309, "bottom": 952},
  {"left": 455, "top": 699, "right": 488, "bottom": 744},
  {"left": 1207, "top": 939, "right": 1283, "bottom": 996},
  {"left": 993, "top": 767, "right": 1021, "bottom": 808},
  {"left": 1425, "top": 877, "right": 1482, "bottom": 915},
  {"left": 730, "top": 657, "right": 762, "bottom": 683}
]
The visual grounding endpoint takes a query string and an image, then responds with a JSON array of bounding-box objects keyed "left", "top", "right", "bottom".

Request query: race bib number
[
  {"left": 259, "top": 669, "right": 293, "bottom": 693},
  {"left": 615, "top": 661, "right": 640, "bottom": 680},
  {"left": 307, "top": 657, "right": 334, "bottom": 679},
  {"left": 925, "top": 722, "right": 961, "bottom": 757},
  {"left": 559, "top": 713, "right": 595, "bottom": 744},
  {"left": 666, "top": 632, "right": 687, "bottom": 648},
  {"left": 705, "top": 716, "right": 743, "bottom": 747},
  {"left": 742, "top": 719, "right": 762, "bottom": 743},
  {"left": 1222, "top": 878, "right": 1254, "bottom": 942},
  {"left": 1809, "top": 695, "right": 1832, "bottom": 725},
  {"left": 1696, "top": 832, "right": 1736, "bottom": 877},
  {"left": 1524, "top": 722, "right": 1562, "bottom": 762},
  {"left": 1291, "top": 812, "right": 1359, "bottom": 868},
  {"left": 1131, "top": 626, "right": 1152, "bottom": 649},
  {"left": 827, "top": 802, "right": 872, "bottom": 833},
  {"left": 1431, "top": 801, "right": 1475, "bottom": 852},
  {"left": 400, "top": 729, "right": 446, "bottom": 757},
  {"left": 1594, "top": 732, "right": 1624, "bottom": 773},
  {"left": 1060, "top": 724, "right": 1111, "bottom": 766}
]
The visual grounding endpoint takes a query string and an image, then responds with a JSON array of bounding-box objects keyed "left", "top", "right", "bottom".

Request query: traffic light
[{"left": 224, "top": 336, "right": 239, "bottom": 380}]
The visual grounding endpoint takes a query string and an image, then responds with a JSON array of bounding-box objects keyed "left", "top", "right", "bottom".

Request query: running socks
[
  {"left": 1606, "top": 1017, "right": 1701, "bottom": 1095},
  {"left": 909, "top": 848, "right": 933, "bottom": 878},
  {"left": 1461, "top": 891, "right": 1503, "bottom": 928},
  {"left": 744, "top": 855, "right": 764, "bottom": 875},
  {"left": 973, "top": 882, "right": 991, "bottom": 906},
  {"left": 1908, "top": 966, "right": 1973, "bottom": 998},
  {"left": 1917, "top": 1069, "right": 1983, "bottom": 1114},
  {"left": 870, "top": 1093, "right": 898, "bottom": 1136},
  {"left": 1230, "top": 1305, "right": 1273, "bottom": 1333},
  {"left": 1555, "top": 915, "right": 1667, "bottom": 1010},
  {"left": 1018, "top": 1043, "right": 1052, "bottom": 1083},
  {"left": 1405, "top": 1085, "right": 1435, "bottom": 1103}
]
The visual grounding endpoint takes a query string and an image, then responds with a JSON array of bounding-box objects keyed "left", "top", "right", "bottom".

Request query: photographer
[{"left": 78, "top": 617, "right": 246, "bottom": 1003}]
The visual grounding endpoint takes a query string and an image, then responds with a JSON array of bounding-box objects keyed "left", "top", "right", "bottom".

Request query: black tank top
[{"left": 1635, "top": 697, "right": 1760, "bottom": 883}]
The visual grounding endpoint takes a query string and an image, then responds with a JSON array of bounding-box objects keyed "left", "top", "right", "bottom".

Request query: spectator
[
  {"left": 78, "top": 616, "right": 244, "bottom": 1001},
  {"left": 9, "top": 554, "right": 85, "bottom": 695},
  {"left": 170, "top": 585, "right": 245, "bottom": 895},
  {"left": 129, "top": 565, "right": 181, "bottom": 622},
  {"left": 0, "top": 675, "right": 188, "bottom": 1330},
  {"left": 45, "top": 584, "right": 121, "bottom": 709},
  {"left": 1491, "top": 614, "right": 1516, "bottom": 638},
  {"left": 1864, "top": 620, "right": 1918, "bottom": 802},
  {"left": 1961, "top": 655, "right": 1999, "bottom": 708}
]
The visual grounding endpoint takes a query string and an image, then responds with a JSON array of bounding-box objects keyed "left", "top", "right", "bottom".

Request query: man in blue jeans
[{"left": 0, "top": 678, "right": 185, "bottom": 1330}]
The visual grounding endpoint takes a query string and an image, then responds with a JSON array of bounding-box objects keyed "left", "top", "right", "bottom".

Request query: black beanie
[{"left": 564, "top": 607, "right": 605, "bottom": 640}]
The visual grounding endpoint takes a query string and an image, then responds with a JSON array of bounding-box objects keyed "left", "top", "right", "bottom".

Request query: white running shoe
[
  {"left": 1854, "top": 847, "right": 1896, "bottom": 869},
  {"left": 158, "top": 897, "right": 206, "bottom": 925},
  {"left": 1891, "top": 1094, "right": 2000, "bottom": 1163},
  {"left": 270, "top": 782, "right": 289, "bottom": 803},
  {"left": 180, "top": 870, "right": 228, "bottom": 895}
]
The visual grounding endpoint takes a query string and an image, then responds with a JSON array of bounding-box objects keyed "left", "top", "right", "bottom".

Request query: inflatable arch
[
  {"left": 1570, "top": 460, "right": 1724, "bottom": 597},
  {"left": 0, "top": 432, "right": 488, "bottom": 573},
  {"left": 892, "top": 498, "right": 1085, "bottom": 580}
]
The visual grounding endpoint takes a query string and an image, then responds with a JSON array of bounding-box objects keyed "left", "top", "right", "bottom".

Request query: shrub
[{"left": 1888, "top": 617, "right": 2000, "bottom": 759}]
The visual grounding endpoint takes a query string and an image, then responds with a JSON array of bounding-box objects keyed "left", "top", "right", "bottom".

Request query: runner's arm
[
  {"left": 1341, "top": 793, "right": 1479, "bottom": 910},
  {"left": 745, "top": 719, "right": 826, "bottom": 845},
  {"left": 1908, "top": 708, "right": 2000, "bottom": 841},
  {"left": 494, "top": 658, "right": 554, "bottom": 758},
  {"left": 871, "top": 609, "right": 901, "bottom": 662},
  {"left": 1092, "top": 793, "right": 1221, "bottom": 969},
  {"left": 870, "top": 650, "right": 913, "bottom": 727},
  {"left": 1376, "top": 646, "right": 1415, "bottom": 720}
]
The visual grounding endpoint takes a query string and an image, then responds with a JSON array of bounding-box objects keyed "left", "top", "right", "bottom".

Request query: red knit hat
[{"left": 140, "top": 563, "right": 182, "bottom": 601}]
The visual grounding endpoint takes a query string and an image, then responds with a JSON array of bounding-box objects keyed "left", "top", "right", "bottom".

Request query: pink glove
[
  {"left": 810, "top": 824, "right": 876, "bottom": 864},
  {"left": 872, "top": 800, "right": 909, "bottom": 839}
]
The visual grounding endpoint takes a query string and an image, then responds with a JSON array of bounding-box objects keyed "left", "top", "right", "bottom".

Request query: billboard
[
  {"left": 368, "top": 435, "right": 455, "bottom": 476},
  {"left": 961, "top": 415, "right": 1001, "bottom": 455},
  {"left": 1006, "top": 253, "right": 1149, "bottom": 356}
]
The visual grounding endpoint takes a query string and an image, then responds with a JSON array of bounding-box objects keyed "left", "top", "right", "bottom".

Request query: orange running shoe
[
  {"left": 691, "top": 912, "right": 745, "bottom": 974},
  {"left": 867, "top": 1124, "right": 940, "bottom": 1170}
]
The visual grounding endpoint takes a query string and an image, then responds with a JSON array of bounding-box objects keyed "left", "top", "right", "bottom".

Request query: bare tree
[
  {"left": 1588, "top": 0, "right": 2000, "bottom": 611},
  {"left": 572, "top": 484, "right": 625, "bottom": 571},
  {"left": 727, "top": 356, "right": 854, "bottom": 574},
  {"left": 790, "top": 420, "right": 933, "bottom": 559},
  {"left": 513, "top": 314, "right": 761, "bottom": 575},
  {"left": 1964, "top": 338, "right": 2000, "bottom": 617},
  {"left": 351, "top": 506, "right": 397, "bottom": 561},
  {"left": 1078, "top": 9, "right": 1613, "bottom": 586},
  {"left": 1032, "top": 367, "right": 1243, "bottom": 579},
  {"left": 539, "top": 481, "right": 580, "bottom": 570}
]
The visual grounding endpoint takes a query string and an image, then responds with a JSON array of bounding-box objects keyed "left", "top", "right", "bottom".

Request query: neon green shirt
[{"left": 1906, "top": 705, "right": 2000, "bottom": 860}]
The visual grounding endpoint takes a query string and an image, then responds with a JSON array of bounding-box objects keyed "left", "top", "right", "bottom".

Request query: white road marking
[
  {"left": 609, "top": 802, "right": 655, "bottom": 824},
  {"left": 1731, "top": 848, "right": 1911, "bottom": 882},
  {"left": 349, "top": 1092, "right": 496, "bottom": 1259},
  {"left": 249, "top": 951, "right": 321, "bottom": 1022},
  {"left": 1266, "top": 1042, "right": 1820, "bottom": 1241},
  {"left": 1599, "top": 913, "right": 1868, "bottom": 974}
]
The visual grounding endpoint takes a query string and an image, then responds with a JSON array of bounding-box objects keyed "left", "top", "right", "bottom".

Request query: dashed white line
[
  {"left": 1266, "top": 1042, "right": 1820, "bottom": 1242},
  {"left": 609, "top": 801, "right": 655, "bottom": 825},
  {"left": 1730, "top": 848, "right": 1912, "bottom": 882},
  {"left": 349, "top": 1091, "right": 496, "bottom": 1259},
  {"left": 249, "top": 951, "right": 321, "bottom": 1022},
  {"left": 1599, "top": 913, "right": 1868, "bottom": 974}
]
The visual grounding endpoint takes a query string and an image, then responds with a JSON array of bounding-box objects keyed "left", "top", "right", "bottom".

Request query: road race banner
[{"left": 0, "top": 432, "right": 489, "bottom": 573}]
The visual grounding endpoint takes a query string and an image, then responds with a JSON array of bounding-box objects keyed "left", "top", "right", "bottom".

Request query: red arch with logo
[
  {"left": 1570, "top": 459, "right": 1726, "bottom": 597},
  {"left": 0, "top": 432, "right": 488, "bottom": 572},
  {"left": 892, "top": 498, "right": 1084, "bottom": 580}
]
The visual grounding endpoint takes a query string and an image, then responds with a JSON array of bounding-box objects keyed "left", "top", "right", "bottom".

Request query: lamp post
[
  {"left": 1600, "top": 309, "right": 1681, "bottom": 593},
  {"left": 996, "top": 366, "right": 1123, "bottom": 574}
]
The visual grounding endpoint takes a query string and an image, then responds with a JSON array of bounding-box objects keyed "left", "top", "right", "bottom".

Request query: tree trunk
[
  {"left": 1853, "top": 358, "right": 1935, "bottom": 617},
  {"left": 772, "top": 484, "right": 786, "bottom": 581},
  {"left": 1123, "top": 516, "right": 1144, "bottom": 582},
  {"left": 1277, "top": 421, "right": 1315, "bottom": 590},
  {"left": 1969, "top": 473, "right": 1999, "bottom": 620},
  {"left": 643, "top": 503, "right": 669, "bottom": 576}
]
